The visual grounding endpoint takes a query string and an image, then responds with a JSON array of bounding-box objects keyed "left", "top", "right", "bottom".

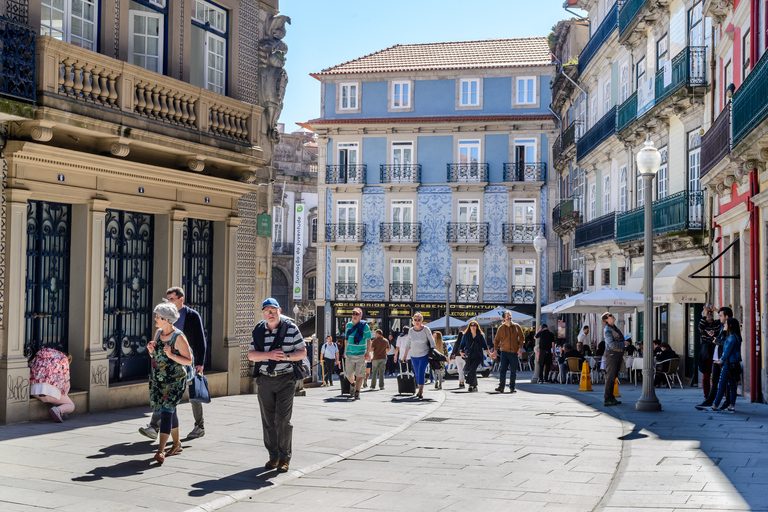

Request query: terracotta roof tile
[{"left": 315, "top": 37, "right": 553, "bottom": 76}]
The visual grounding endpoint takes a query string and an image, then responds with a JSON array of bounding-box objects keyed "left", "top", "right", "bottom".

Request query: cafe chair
[
  {"left": 658, "top": 358, "right": 683, "bottom": 389},
  {"left": 566, "top": 357, "right": 581, "bottom": 384}
]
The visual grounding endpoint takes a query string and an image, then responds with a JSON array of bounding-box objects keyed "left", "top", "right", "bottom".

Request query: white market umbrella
[
  {"left": 541, "top": 294, "right": 577, "bottom": 314},
  {"left": 550, "top": 286, "right": 646, "bottom": 315},
  {"left": 425, "top": 315, "right": 467, "bottom": 330},
  {"left": 471, "top": 306, "right": 533, "bottom": 325}
]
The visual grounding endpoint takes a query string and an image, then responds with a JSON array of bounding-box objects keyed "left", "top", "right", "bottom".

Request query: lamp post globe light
[
  {"left": 444, "top": 275, "right": 452, "bottom": 335},
  {"left": 636, "top": 134, "right": 663, "bottom": 412},
  {"left": 531, "top": 232, "right": 546, "bottom": 383},
  {"left": 293, "top": 305, "right": 300, "bottom": 321}
]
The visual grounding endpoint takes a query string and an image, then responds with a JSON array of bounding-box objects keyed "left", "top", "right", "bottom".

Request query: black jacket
[
  {"left": 535, "top": 329, "right": 555, "bottom": 354},
  {"left": 177, "top": 306, "right": 206, "bottom": 367}
]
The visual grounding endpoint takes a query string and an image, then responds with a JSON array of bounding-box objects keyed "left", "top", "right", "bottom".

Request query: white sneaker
[
  {"left": 138, "top": 424, "right": 158, "bottom": 440},
  {"left": 188, "top": 425, "right": 205, "bottom": 438}
]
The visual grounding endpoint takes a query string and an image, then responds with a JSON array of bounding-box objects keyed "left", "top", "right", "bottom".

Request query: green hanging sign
[{"left": 257, "top": 213, "right": 272, "bottom": 237}]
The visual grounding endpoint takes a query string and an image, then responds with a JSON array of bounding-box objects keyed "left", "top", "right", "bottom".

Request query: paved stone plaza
[{"left": 1, "top": 371, "right": 766, "bottom": 511}]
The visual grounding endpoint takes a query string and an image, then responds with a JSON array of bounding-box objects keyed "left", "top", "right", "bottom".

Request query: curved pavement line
[{"left": 184, "top": 390, "right": 447, "bottom": 512}]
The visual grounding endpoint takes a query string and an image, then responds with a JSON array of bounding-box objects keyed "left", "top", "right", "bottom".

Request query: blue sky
[{"left": 277, "top": 0, "right": 586, "bottom": 132}]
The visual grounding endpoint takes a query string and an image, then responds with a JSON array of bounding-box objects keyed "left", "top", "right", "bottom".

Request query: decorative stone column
[
  {"left": 212, "top": 216, "right": 241, "bottom": 395},
  {"left": 169, "top": 209, "right": 186, "bottom": 288}
]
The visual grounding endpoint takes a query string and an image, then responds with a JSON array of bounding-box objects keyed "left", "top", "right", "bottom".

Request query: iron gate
[
  {"left": 182, "top": 218, "right": 213, "bottom": 370},
  {"left": 24, "top": 201, "right": 71, "bottom": 359},
  {"left": 103, "top": 210, "right": 154, "bottom": 382}
]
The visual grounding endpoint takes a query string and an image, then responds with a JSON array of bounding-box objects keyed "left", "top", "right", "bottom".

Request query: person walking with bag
[
  {"left": 402, "top": 312, "right": 436, "bottom": 399},
  {"left": 345, "top": 308, "right": 372, "bottom": 400},
  {"left": 601, "top": 312, "right": 624, "bottom": 407},
  {"left": 140, "top": 287, "right": 207, "bottom": 440},
  {"left": 248, "top": 298, "right": 307, "bottom": 473},
  {"left": 490, "top": 310, "right": 524, "bottom": 393},
  {"left": 321, "top": 335, "right": 339, "bottom": 386},
  {"left": 708, "top": 317, "right": 742, "bottom": 413},
  {"left": 459, "top": 320, "right": 487, "bottom": 392},
  {"left": 432, "top": 331, "right": 449, "bottom": 390},
  {"left": 370, "top": 329, "right": 389, "bottom": 390},
  {"left": 449, "top": 336, "right": 466, "bottom": 389}
]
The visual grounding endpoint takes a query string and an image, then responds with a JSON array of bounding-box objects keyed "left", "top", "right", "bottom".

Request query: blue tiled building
[{"left": 308, "top": 38, "right": 558, "bottom": 336}]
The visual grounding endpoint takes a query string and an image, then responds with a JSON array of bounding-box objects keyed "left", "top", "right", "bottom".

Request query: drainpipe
[
  {"left": 749, "top": 169, "right": 762, "bottom": 402},
  {"left": 710, "top": 25, "right": 716, "bottom": 125}
]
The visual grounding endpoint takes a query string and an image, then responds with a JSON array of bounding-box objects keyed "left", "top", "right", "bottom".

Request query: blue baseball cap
[{"left": 262, "top": 298, "right": 280, "bottom": 310}]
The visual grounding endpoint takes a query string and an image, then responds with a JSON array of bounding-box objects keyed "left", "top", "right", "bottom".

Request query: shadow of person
[
  {"left": 189, "top": 468, "right": 276, "bottom": 497},
  {"left": 323, "top": 397, "right": 354, "bottom": 403},
  {"left": 87, "top": 442, "right": 152, "bottom": 459},
  {"left": 73, "top": 458, "right": 154, "bottom": 482},
  {"left": 619, "top": 425, "right": 649, "bottom": 441}
]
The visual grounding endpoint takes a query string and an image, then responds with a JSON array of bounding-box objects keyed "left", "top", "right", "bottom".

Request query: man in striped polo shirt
[{"left": 248, "top": 298, "right": 307, "bottom": 473}]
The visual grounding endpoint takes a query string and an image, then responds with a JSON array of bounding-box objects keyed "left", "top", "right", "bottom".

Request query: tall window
[
  {"left": 636, "top": 57, "right": 646, "bottom": 89},
  {"left": 337, "top": 200, "right": 358, "bottom": 240},
  {"left": 619, "top": 165, "right": 627, "bottom": 213},
  {"left": 603, "top": 81, "right": 611, "bottom": 114},
  {"left": 517, "top": 76, "right": 536, "bottom": 104},
  {"left": 457, "top": 260, "right": 480, "bottom": 285},
  {"left": 637, "top": 168, "right": 645, "bottom": 207},
  {"left": 620, "top": 63, "right": 629, "bottom": 102},
  {"left": 460, "top": 79, "right": 479, "bottom": 106},
  {"left": 589, "top": 183, "right": 596, "bottom": 220},
  {"left": 657, "top": 34, "right": 669, "bottom": 70},
  {"left": 41, "top": 0, "right": 98, "bottom": 50},
  {"left": 724, "top": 60, "right": 733, "bottom": 106},
  {"left": 191, "top": 0, "right": 228, "bottom": 94},
  {"left": 129, "top": 1, "right": 166, "bottom": 73},
  {"left": 336, "top": 258, "right": 357, "bottom": 284},
  {"left": 513, "top": 199, "right": 535, "bottom": 225},
  {"left": 688, "top": 130, "right": 702, "bottom": 192},
  {"left": 603, "top": 175, "right": 611, "bottom": 214},
  {"left": 512, "top": 260, "right": 535, "bottom": 289},
  {"left": 391, "top": 259, "right": 413, "bottom": 285},
  {"left": 591, "top": 96, "right": 598, "bottom": 127},
  {"left": 340, "top": 83, "right": 358, "bottom": 110},
  {"left": 272, "top": 206, "right": 283, "bottom": 245},
  {"left": 307, "top": 276, "right": 316, "bottom": 301},
  {"left": 688, "top": 1, "right": 704, "bottom": 46},
  {"left": 310, "top": 217, "right": 318, "bottom": 244},
  {"left": 657, "top": 147, "right": 669, "bottom": 199},
  {"left": 743, "top": 30, "right": 751, "bottom": 78},
  {"left": 391, "top": 81, "right": 411, "bottom": 108},
  {"left": 576, "top": 92, "right": 587, "bottom": 137}
]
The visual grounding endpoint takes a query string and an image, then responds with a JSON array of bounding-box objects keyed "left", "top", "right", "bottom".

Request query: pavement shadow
[
  {"left": 323, "top": 396, "right": 354, "bottom": 402},
  {"left": 0, "top": 407, "right": 148, "bottom": 442},
  {"left": 73, "top": 457, "right": 155, "bottom": 482},
  {"left": 189, "top": 468, "right": 276, "bottom": 497},
  {"left": 87, "top": 441, "right": 151, "bottom": 459}
]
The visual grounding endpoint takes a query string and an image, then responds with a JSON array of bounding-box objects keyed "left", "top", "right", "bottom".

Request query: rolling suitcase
[
  {"left": 339, "top": 358, "right": 352, "bottom": 396},
  {"left": 397, "top": 362, "right": 416, "bottom": 395}
]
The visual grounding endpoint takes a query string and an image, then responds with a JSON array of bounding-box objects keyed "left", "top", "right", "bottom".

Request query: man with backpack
[
  {"left": 248, "top": 298, "right": 307, "bottom": 473},
  {"left": 344, "top": 308, "right": 372, "bottom": 400}
]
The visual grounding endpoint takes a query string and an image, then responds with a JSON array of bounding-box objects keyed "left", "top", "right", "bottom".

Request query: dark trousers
[
  {"left": 323, "top": 358, "right": 336, "bottom": 385},
  {"left": 704, "top": 362, "right": 729, "bottom": 407},
  {"left": 538, "top": 353, "right": 551, "bottom": 382},
  {"left": 498, "top": 351, "right": 519, "bottom": 390},
  {"left": 386, "top": 354, "right": 396, "bottom": 375},
  {"left": 256, "top": 373, "right": 296, "bottom": 461},
  {"left": 603, "top": 350, "right": 623, "bottom": 402},
  {"left": 713, "top": 363, "right": 738, "bottom": 408},
  {"left": 701, "top": 357, "right": 713, "bottom": 397},
  {"left": 465, "top": 356, "right": 482, "bottom": 386}
]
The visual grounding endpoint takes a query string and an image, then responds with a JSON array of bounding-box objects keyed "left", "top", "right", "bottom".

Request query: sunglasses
[
  {"left": 413, "top": 318, "right": 423, "bottom": 322},
  {"left": 352, "top": 312, "right": 361, "bottom": 316}
]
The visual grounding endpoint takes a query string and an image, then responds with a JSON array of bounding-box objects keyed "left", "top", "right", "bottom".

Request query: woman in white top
[{"left": 403, "top": 312, "right": 435, "bottom": 399}]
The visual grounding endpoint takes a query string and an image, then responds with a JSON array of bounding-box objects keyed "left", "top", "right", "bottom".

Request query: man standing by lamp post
[
  {"left": 531, "top": 232, "right": 547, "bottom": 383},
  {"left": 635, "top": 135, "right": 662, "bottom": 412}
]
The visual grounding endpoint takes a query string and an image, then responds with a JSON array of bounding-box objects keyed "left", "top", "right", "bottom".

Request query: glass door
[
  {"left": 458, "top": 199, "right": 480, "bottom": 242},
  {"left": 514, "top": 139, "right": 537, "bottom": 180},
  {"left": 129, "top": 9, "right": 164, "bottom": 73},
  {"left": 338, "top": 143, "right": 360, "bottom": 183},
  {"left": 391, "top": 142, "right": 414, "bottom": 182},
  {"left": 337, "top": 200, "right": 358, "bottom": 241},
  {"left": 390, "top": 258, "right": 413, "bottom": 300},
  {"left": 512, "top": 199, "right": 536, "bottom": 242},
  {"left": 336, "top": 258, "right": 357, "bottom": 299},
  {"left": 458, "top": 140, "right": 481, "bottom": 181},
  {"left": 456, "top": 259, "right": 479, "bottom": 302},
  {"left": 512, "top": 259, "right": 535, "bottom": 303},
  {"left": 391, "top": 200, "right": 413, "bottom": 241}
]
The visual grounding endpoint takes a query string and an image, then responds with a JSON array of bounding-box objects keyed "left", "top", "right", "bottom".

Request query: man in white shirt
[
  {"left": 320, "top": 335, "right": 339, "bottom": 386},
  {"left": 394, "top": 327, "right": 411, "bottom": 371},
  {"left": 577, "top": 325, "right": 590, "bottom": 350}
]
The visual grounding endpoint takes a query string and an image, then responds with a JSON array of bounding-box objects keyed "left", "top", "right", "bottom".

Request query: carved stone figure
[{"left": 260, "top": 15, "right": 291, "bottom": 145}]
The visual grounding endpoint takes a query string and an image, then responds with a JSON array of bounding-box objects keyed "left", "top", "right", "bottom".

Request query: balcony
[
  {"left": 0, "top": 16, "right": 35, "bottom": 104},
  {"left": 553, "top": 270, "right": 583, "bottom": 293},
  {"left": 732, "top": 46, "right": 768, "bottom": 148},
  {"left": 447, "top": 163, "right": 488, "bottom": 191},
  {"left": 503, "top": 162, "right": 546, "bottom": 183},
  {"left": 456, "top": 284, "right": 479, "bottom": 303},
  {"left": 574, "top": 212, "right": 616, "bottom": 249},
  {"left": 326, "top": 164, "right": 366, "bottom": 186},
  {"left": 578, "top": 1, "right": 618, "bottom": 75},
  {"left": 619, "top": 0, "right": 668, "bottom": 44},
  {"left": 502, "top": 223, "right": 545, "bottom": 244},
  {"left": 335, "top": 282, "right": 357, "bottom": 300},
  {"left": 654, "top": 47, "right": 707, "bottom": 104},
  {"left": 379, "top": 222, "right": 421, "bottom": 250},
  {"left": 390, "top": 282, "right": 413, "bottom": 301},
  {"left": 380, "top": 164, "right": 421, "bottom": 187},
  {"left": 552, "top": 197, "right": 582, "bottom": 234},
  {"left": 510, "top": 286, "right": 536, "bottom": 304},
  {"left": 446, "top": 222, "right": 489, "bottom": 248},
  {"left": 577, "top": 107, "right": 616, "bottom": 162},
  {"left": 272, "top": 242, "right": 294, "bottom": 255},
  {"left": 700, "top": 103, "right": 730, "bottom": 179},
  {"left": 615, "top": 191, "right": 704, "bottom": 244},
  {"left": 325, "top": 223, "right": 366, "bottom": 249},
  {"left": 616, "top": 91, "right": 637, "bottom": 133}
]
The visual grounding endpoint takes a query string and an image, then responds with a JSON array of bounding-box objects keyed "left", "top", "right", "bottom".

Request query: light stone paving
[{"left": 0, "top": 371, "right": 766, "bottom": 511}]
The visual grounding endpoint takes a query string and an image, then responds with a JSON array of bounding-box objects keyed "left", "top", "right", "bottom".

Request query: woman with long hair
[
  {"left": 403, "top": 312, "right": 436, "bottom": 399},
  {"left": 709, "top": 317, "right": 742, "bottom": 413},
  {"left": 601, "top": 312, "right": 624, "bottom": 407},
  {"left": 459, "top": 320, "right": 488, "bottom": 392},
  {"left": 432, "top": 331, "right": 449, "bottom": 390}
]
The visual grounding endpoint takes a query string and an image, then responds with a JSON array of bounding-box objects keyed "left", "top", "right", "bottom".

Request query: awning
[
  {"left": 652, "top": 258, "right": 710, "bottom": 303},
  {"left": 626, "top": 262, "right": 669, "bottom": 294}
]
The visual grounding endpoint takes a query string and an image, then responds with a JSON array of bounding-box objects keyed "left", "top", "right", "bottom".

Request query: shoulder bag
[{"left": 188, "top": 373, "right": 211, "bottom": 403}]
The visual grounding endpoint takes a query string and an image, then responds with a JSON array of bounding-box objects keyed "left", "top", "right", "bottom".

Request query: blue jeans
[
  {"left": 713, "top": 362, "right": 738, "bottom": 408},
  {"left": 498, "top": 352, "right": 518, "bottom": 390}
]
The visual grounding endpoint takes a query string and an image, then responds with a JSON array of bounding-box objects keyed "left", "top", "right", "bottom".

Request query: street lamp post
[
  {"left": 636, "top": 135, "right": 662, "bottom": 412},
  {"left": 532, "top": 232, "right": 547, "bottom": 383},
  {"left": 293, "top": 305, "right": 300, "bottom": 322},
  {"left": 444, "top": 275, "right": 452, "bottom": 335}
]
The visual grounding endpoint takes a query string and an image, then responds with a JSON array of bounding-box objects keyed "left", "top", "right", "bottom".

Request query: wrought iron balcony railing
[
  {"left": 574, "top": 212, "right": 616, "bottom": 248},
  {"left": 503, "top": 162, "right": 547, "bottom": 182},
  {"left": 325, "top": 223, "right": 366, "bottom": 243},
  {"left": 380, "top": 164, "right": 421, "bottom": 184},
  {"left": 389, "top": 282, "right": 413, "bottom": 301},
  {"left": 553, "top": 197, "right": 580, "bottom": 229},
  {"left": 553, "top": 270, "right": 584, "bottom": 292},
  {"left": 578, "top": 1, "right": 618, "bottom": 75},
  {"left": 615, "top": 191, "right": 704, "bottom": 243},
  {"left": 447, "top": 163, "right": 489, "bottom": 183},
  {"left": 379, "top": 222, "right": 421, "bottom": 243},
  {"left": 326, "top": 164, "right": 366, "bottom": 185},
  {"left": 502, "top": 223, "right": 545, "bottom": 243},
  {"left": 732, "top": 45, "right": 768, "bottom": 147},
  {"left": 700, "top": 102, "right": 730, "bottom": 179},
  {"left": 0, "top": 16, "right": 35, "bottom": 103},
  {"left": 446, "top": 222, "right": 490, "bottom": 244},
  {"left": 619, "top": 0, "right": 650, "bottom": 37},
  {"left": 335, "top": 282, "right": 357, "bottom": 300},
  {"left": 510, "top": 285, "right": 536, "bottom": 304},
  {"left": 562, "top": 121, "right": 580, "bottom": 150},
  {"left": 654, "top": 46, "right": 707, "bottom": 104},
  {"left": 577, "top": 107, "right": 616, "bottom": 162},
  {"left": 272, "top": 242, "right": 294, "bottom": 255},
  {"left": 456, "top": 284, "right": 479, "bottom": 302},
  {"left": 616, "top": 91, "right": 638, "bottom": 133}
]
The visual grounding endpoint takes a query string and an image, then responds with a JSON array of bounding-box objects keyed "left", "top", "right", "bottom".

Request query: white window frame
[
  {"left": 339, "top": 83, "right": 359, "bottom": 111},
  {"left": 688, "top": 130, "right": 702, "bottom": 192},
  {"left": 390, "top": 258, "right": 414, "bottom": 285},
  {"left": 310, "top": 216, "right": 318, "bottom": 245},
  {"left": 512, "top": 259, "right": 536, "bottom": 287},
  {"left": 591, "top": 96, "right": 598, "bottom": 128},
  {"left": 603, "top": 175, "right": 611, "bottom": 214},
  {"left": 604, "top": 80, "right": 611, "bottom": 115},
  {"left": 128, "top": 9, "right": 165, "bottom": 74},
  {"left": 620, "top": 63, "right": 629, "bottom": 103},
  {"left": 336, "top": 258, "right": 358, "bottom": 299},
  {"left": 459, "top": 78, "right": 480, "bottom": 106},
  {"left": 457, "top": 259, "right": 480, "bottom": 286},
  {"left": 637, "top": 169, "right": 645, "bottom": 207},
  {"left": 273, "top": 205, "right": 284, "bottom": 245},
  {"left": 192, "top": 0, "right": 226, "bottom": 32},
  {"left": 516, "top": 76, "right": 536, "bottom": 105},
  {"left": 619, "top": 165, "right": 627, "bottom": 213},
  {"left": 512, "top": 199, "right": 536, "bottom": 225},
  {"left": 390, "top": 80, "right": 411, "bottom": 109},
  {"left": 41, "top": 0, "right": 98, "bottom": 51},
  {"left": 205, "top": 32, "right": 226, "bottom": 95},
  {"left": 589, "top": 183, "right": 597, "bottom": 220},
  {"left": 657, "top": 147, "right": 669, "bottom": 199}
]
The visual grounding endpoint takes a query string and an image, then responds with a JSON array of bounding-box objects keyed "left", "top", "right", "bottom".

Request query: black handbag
[
  {"left": 293, "top": 357, "right": 311, "bottom": 380},
  {"left": 188, "top": 373, "right": 211, "bottom": 403},
  {"left": 728, "top": 362, "right": 743, "bottom": 379}
]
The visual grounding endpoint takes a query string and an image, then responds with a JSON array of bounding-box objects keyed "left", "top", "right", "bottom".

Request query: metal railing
[
  {"left": 380, "top": 164, "right": 421, "bottom": 184},
  {"left": 326, "top": 164, "right": 367, "bottom": 185},
  {"left": 577, "top": 107, "right": 616, "bottom": 162},
  {"left": 553, "top": 133, "right": 563, "bottom": 163},
  {"left": 700, "top": 102, "right": 730, "bottom": 179},
  {"left": 510, "top": 286, "right": 536, "bottom": 304},
  {"left": 335, "top": 282, "right": 357, "bottom": 300},
  {"left": 389, "top": 282, "right": 413, "bottom": 301},
  {"left": 446, "top": 222, "right": 490, "bottom": 244},
  {"left": 456, "top": 284, "right": 479, "bottom": 302},
  {"left": 447, "top": 163, "right": 489, "bottom": 183},
  {"left": 325, "top": 223, "right": 366, "bottom": 243},
  {"left": 732, "top": 45, "right": 768, "bottom": 146},
  {"left": 272, "top": 242, "right": 294, "bottom": 255},
  {"left": 654, "top": 46, "right": 707, "bottom": 104},
  {"left": 553, "top": 197, "right": 580, "bottom": 229},
  {"left": 503, "top": 162, "right": 547, "bottom": 182},
  {"left": 616, "top": 91, "right": 638, "bottom": 133},
  {"left": 554, "top": 271, "right": 582, "bottom": 292},
  {"left": 0, "top": 16, "right": 35, "bottom": 102},
  {"left": 562, "top": 121, "right": 580, "bottom": 150},
  {"left": 615, "top": 190, "right": 704, "bottom": 243},
  {"left": 578, "top": 1, "right": 618, "bottom": 74},
  {"left": 619, "top": 0, "right": 650, "bottom": 37},
  {"left": 502, "top": 223, "right": 545, "bottom": 243},
  {"left": 574, "top": 212, "right": 616, "bottom": 248},
  {"left": 379, "top": 222, "right": 422, "bottom": 243}
]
